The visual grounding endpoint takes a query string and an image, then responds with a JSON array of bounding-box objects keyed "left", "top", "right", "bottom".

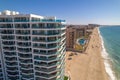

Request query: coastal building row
[
  {"left": 66, "top": 25, "right": 95, "bottom": 50},
  {"left": 0, "top": 10, "right": 66, "bottom": 80}
]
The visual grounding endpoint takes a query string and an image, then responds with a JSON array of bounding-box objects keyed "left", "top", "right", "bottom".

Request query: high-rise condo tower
[{"left": 0, "top": 10, "right": 66, "bottom": 80}]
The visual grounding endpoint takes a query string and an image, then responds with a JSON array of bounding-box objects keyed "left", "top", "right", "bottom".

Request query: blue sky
[{"left": 0, "top": 0, "right": 120, "bottom": 25}]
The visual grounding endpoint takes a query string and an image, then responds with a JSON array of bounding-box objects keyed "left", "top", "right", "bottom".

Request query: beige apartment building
[{"left": 66, "top": 25, "right": 86, "bottom": 49}]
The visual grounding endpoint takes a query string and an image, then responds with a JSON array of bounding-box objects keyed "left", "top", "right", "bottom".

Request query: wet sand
[{"left": 65, "top": 27, "right": 109, "bottom": 80}]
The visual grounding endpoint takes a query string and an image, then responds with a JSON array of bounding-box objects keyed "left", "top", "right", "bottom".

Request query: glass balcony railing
[
  {"left": 0, "top": 19, "right": 65, "bottom": 22},
  {"left": 7, "top": 71, "right": 19, "bottom": 75},
  {"left": 5, "top": 57, "right": 17, "bottom": 61},
  {"left": 34, "top": 53, "right": 64, "bottom": 61},
  {"left": 2, "top": 36, "right": 15, "bottom": 40},
  {"left": 0, "top": 20, "right": 13, "bottom": 22},
  {"left": 33, "top": 45, "right": 60, "bottom": 49},
  {"left": 17, "top": 48, "right": 31, "bottom": 53},
  {"left": 6, "top": 67, "right": 18, "bottom": 71},
  {"left": 35, "top": 70, "right": 63, "bottom": 79},
  {"left": 32, "top": 32, "right": 60, "bottom": 36},
  {"left": 8, "top": 76, "right": 19, "bottom": 80},
  {"left": 22, "top": 74, "right": 34, "bottom": 79},
  {"left": 32, "top": 25, "right": 65, "bottom": 29},
  {"left": 21, "top": 69, "right": 33, "bottom": 73},
  {"left": 6, "top": 61, "right": 18, "bottom": 66},
  {"left": 2, "top": 41, "right": 15, "bottom": 45},
  {"left": 31, "top": 19, "right": 65, "bottom": 22},
  {"left": 32, "top": 38, "right": 62, "bottom": 43},
  {"left": 35, "top": 65, "right": 63, "bottom": 73},
  {"left": 20, "top": 63, "right": 33, "bottom": 69},
  {"left": 14, "top": 20, "right": 29, "bottom": 22},
  {"left": 19, "top": 59, "right": 32, "bottom": 63},
  {"left": 0, "top": 26, "right": 13, "bottom": 28},
  {"left": 4, "top": 52, "right": 16, "bottom": 56}
]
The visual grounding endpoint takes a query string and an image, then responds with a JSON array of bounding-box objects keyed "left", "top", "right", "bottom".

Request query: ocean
[{"left": 99, "top": 26, "right": 120, "bottom": 80}]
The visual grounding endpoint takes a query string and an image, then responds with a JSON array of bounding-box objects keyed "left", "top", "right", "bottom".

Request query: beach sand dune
[{"left": 65, "top": 28, "right": 109, "bottom": 80}]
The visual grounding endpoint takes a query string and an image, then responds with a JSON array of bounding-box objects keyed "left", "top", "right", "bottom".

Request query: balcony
[
  {"left": 34, "top": 53, "right": 64, "bottom": 62},
  {"left": 21, "top": 69, "right": 33, "bottom": 74},
  {"left": 7, "top": 71, "right": 19, "bottom": 75},
  {"left": 6, "top": 66, "right": 18, "bottom": 71},
  {"left": 19, "top": 58, "right": 32, "bottom": 63},
  {"left": 35, "top": 65, "right": 63, "bottom": 73},
  {"left": 17, "top": 48, "right": 31, "bottom": 53},
  {"left": 32, "top": 25, "right": 65, "bottom": 29},
  {"left": 4, "top": 52, "right": 16, "bottom": 56},
  {"left": 3, "top": 46, "right": 16, "bottom": 51},
  {"left": 16, "top": 36, "right": 31, "bottom": 41},
  {"left": 1, "top": 36, "right": 14, "bottom": 40},
  {"left": 15, "top": 24, "right": 30, "bottom": 28},
  {"left": 32, "top": 37, "right": 61, "bottom": 43},
  {"left": 20, "top": 63, "right": 33, "bottom": 69},
  {"left": 35, "top": 70, "right": 63, "bottom": 79},
  {"left": 0, "top": 25, "right": 13, "bottom": 28},
  {"left": 17, "top": 42, "right": 31, "bottom": 47},
  {"left": 21, "top": 74, "right": 34, "bottom": 79},
  {"left": 5, "top": 57, "right": 17, "bottom": 61},
  {"left": 31, "top": 19, "right": 65, "bottom": 23},
  {"left": 0, "top": 30, "right": 14, "bottom": 34},
  {"left": 16, "top": 30, "right": 30, "bottom": 35},
  {"left": 6, "top": 62, "right": 18, "bottom": 67},
  {"left": 0, "top": 18, "right": 13, "bottom": 22},
  {"left": 2, "top": 41, "right": 15, "bottom": 45},
  {"left": 8, "top": 76, "right": 19, "bottom": 80}
]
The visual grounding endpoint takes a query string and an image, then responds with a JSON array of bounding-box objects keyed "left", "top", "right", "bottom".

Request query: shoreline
[
  {"left": 98, "top": 27, "right": 116, "bottom": 80},
  {"left": 65, "top": 27, "right": 109, "bottom": 80}
]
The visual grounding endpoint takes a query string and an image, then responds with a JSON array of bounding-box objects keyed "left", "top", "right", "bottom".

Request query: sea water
[{"left": 99, "top": 26, "right": 120, "bottom": 80}]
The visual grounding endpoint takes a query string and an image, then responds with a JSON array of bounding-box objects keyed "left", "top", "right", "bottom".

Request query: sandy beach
[{"left": 65, "top": 27, "right": 109, "bottom": 80}]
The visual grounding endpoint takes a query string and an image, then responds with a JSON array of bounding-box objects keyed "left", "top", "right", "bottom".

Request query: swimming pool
[{"left": 79, "top": 39, "right": 86, "bottom": 45}]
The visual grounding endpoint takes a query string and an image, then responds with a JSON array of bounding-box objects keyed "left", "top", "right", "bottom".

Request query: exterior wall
[
  {"left": 66, "top": 26, "right": 86, "bottom": 50},
  {"left": 0, "top": 10, "right": 66, "bottom": 80}
]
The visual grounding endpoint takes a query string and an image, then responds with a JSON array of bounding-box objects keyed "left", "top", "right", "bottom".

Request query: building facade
[
  {"left": 0, "top": 10, "right": 66, "bottom": 80},
  {"left": 66, "top": 25, "right": 86, "bottom": 49}
]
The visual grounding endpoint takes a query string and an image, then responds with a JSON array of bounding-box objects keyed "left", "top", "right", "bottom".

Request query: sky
[{"left": 0, "top": 0, "right": 120, "bottom": 25}]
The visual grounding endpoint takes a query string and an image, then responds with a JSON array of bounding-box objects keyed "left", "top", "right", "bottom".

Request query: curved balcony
[
  {"left": 16, "top": 36, "right": 31, "bottom": 41},
  {"left": 8, "top": 75, "right": 19, "bottom": 80},
  {"left": 34, "top": 46, "right": 65, "bottom": 56},
  {"left": 21, "top": 74, "right": 34, "bottom": 79},
  {"left": 20, "top": 68, "right": 33, "bottom": 74},
  {"left": 0, "top": 30, "right": 14, "bottom": 35},
  {"left": 19, "top": 58, "right": 33, "bottom": 63},
  {"left": 32, "top": 25, "right": 65, "bottom": 30},
  {"left": 15, "top": 24, "right": 30, "bottom": 29},
  {"left": 33, "top": 37, "right": 65, "bottom": 45},
  {"left": 35, "top": 69, "right": 64, "bottom": 80},
  {"left": 20, "top": 63, "right": 33, "bottom": 69},
  {"left": 1, "top": 36, "right": 14, "bottom": 40},
  {"left": 34, "top": 52, "right": 64, "bottom": 62},
  {"left": 5, "top": 60, "right": 18, "bottom": 65},
  {"left": 31, "top": 19, "right": 65, "bottom": 23},
  {"left": 5, "top": 57, "right": 17, "bottom": 62},
  {"left": 6, "top": 66, "right": 18, "bottom": 71},
  {"left": 7, "top": 71, "right": 19, "bottom": 76},
  {"left": 2, "top": 41, "right": 15, "bottom": 45},
  {"left": 35, "top": 64, "right": 63, "bottom": 74},
  {"left": 33, "top": 44, "right": 60, "bottom": 51},
  {"left": 16, "top": 30, "right": 30, "bottom": 35},
  {"left": 4, "top": 52, "right": 16, "bottom": 56},
  {"left": 34, "top": 57, "right": 65, "bottom": 68},
  {"left": 17, "top": 47, "right": 31, "bottom": 53},
  {"left": 3, "top": 46, "right": 16, "bottom": 51}
]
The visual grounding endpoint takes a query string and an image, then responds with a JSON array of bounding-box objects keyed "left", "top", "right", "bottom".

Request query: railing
[
  {"left": 32, "top": 25, "right": 65, "bottom": 29},
  {"left": 0, "top": 19, "right": 65, "bottom": 22}
]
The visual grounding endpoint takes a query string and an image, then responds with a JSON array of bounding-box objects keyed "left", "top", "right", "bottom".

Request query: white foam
[{"left": 98, "top": 28, "right": 116, "bottom": 80}]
